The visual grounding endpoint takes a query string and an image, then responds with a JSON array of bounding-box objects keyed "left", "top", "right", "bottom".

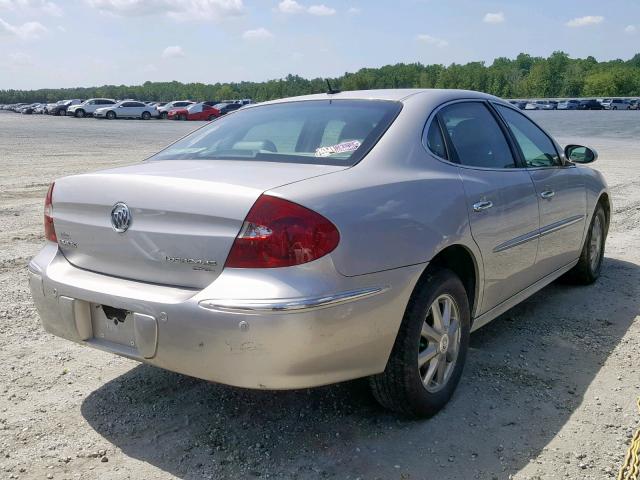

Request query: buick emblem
[{"left": 110, "top": 202, "right": 132, "bottom": 233}]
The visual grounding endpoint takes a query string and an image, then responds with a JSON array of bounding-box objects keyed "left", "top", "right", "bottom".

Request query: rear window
[{"left": 150, "top": 99, "right": 402, "bottom": 166}]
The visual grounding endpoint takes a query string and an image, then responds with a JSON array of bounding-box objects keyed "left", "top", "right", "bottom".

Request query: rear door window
[
  {"left": 150, "top": 100, "right": 402, "bottom": 166},
  {"left": 438, "top": 102, "right": 516, "bottom": 169}
]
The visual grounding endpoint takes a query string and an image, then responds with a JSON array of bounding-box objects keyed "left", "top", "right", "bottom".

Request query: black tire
[
  {"left": 75, "top": 109, "right": 85, "bottom": 118},
  {"left": 160, "top": 111, "right": 168, "bottom": 119},
  {"left": 207, "top": 114, "right": 216, "bottom": 121},
  {"left": 106, "top": 110, "right": 116, "bottom": 120},
  {"left": 612, "top": 106, "right": 617, "bottom": 110},
  {"left": 369, "top": 268, "right": 470, "bottom": 417},
  {"left": 141, "top": 111, "right": 151, "bottom": 120},
  {"left": 564, "top": 204, "right": 607, "bottom": 284}
]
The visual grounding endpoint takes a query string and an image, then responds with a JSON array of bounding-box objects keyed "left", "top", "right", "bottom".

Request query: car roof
[{"left": 253, "top": 88, "right": 503, "bottom": 107}]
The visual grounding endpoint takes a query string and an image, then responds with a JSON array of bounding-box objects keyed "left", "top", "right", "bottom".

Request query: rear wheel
[
  {"left": 369, "top": 268, "right": 470, "bottom": 417},
  {"left": 141, "top": 111, "right": 151, "bottom": 120},
  {"left": 106, "top": 110, "right": 116, "bottom": 120},
  {"left": 75, "top": 109, "right": 85, "bottom": 118},
  {"left": 564, "top": 204, "right": 607, "bottom": 284},
  {"left": 160, "top": 111, "right": 168, "bottom": 119}
]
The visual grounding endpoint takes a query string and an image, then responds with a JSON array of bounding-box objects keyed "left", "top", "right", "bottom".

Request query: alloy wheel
[
  {"left": 589, "top": 214, "right": 603, "bottom": 272},
  {"left": 418, "top": 294, "right": 462, "bottom": 393}
]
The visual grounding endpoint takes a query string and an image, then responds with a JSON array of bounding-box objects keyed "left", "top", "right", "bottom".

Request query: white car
[
  {"left": 67, "top": 98, "right": 116, "bottom": 118},
  {"left": 94, "top": 100, "right": 158, "bottom": 120},
  {"left": 157, "top": 100, "right": 194, "bottom": 119}
]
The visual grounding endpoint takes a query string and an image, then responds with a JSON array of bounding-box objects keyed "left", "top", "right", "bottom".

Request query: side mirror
[{"left": 565, "top": 144, "right": 597, "bottom": 164}]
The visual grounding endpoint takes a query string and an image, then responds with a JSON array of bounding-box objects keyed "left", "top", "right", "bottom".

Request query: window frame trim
[{"left": 421, "top": 98, "right": 522, "bottom": 172}]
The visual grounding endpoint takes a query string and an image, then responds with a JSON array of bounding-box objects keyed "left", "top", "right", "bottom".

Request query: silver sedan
[
  {"left": 94, "top": 100, "right": 158, "bottom": 120},
  {"left": 29, "top": 89, "right": 610, "bottom": 417}
]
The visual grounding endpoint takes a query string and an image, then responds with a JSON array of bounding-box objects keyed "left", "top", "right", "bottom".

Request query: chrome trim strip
[
  {"left": 493, "top": 229, "right": 540, "bottom": 253},
  {"left": 493, "top": 215, "right": 585, "bottom": 253},
  {"left": 539, "top": 215, "right": 584, "bottom": 237},
  {"left": 199, "top": 286, "right": 389, "bottom": 314}
]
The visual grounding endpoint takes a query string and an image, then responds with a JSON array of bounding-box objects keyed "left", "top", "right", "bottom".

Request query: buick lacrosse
[{"left": 29, "top": 89, "right": 609, "bottom": 417}]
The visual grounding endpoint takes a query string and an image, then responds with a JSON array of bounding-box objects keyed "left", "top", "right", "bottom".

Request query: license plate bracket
[{"left": 91, "top": 304, "right": 136, "bottom": 348}]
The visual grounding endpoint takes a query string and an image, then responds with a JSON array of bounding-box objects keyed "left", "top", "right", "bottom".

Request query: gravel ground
[{"left": 0, "top": 111, "right": 639, "bottom": 480}]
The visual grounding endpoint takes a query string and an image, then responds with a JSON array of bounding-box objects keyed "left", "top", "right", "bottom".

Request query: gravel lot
[{"left": 0, "top": 111, "right": 639, "bottom": 480}]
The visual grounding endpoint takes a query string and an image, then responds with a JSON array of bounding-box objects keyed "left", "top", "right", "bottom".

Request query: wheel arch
[{"left": 416, "top": 244, "right": 481, "bottom": 321}]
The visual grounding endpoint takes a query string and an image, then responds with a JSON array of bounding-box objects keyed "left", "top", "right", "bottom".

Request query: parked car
[
  {"left": 49, "top": 99, "right": 83, "bottom": 116},
  {"left": 508, "top": 100, "right": 527, "bottom": 110},
  {"left": 29, "top": 89, "right": 610, "bottom": 417},
  {"left": 212, "top": 102, "right": 242, "bottom": 115},
  {"left": 629, "top": 99, "right": 639, "bottom": 110},
  {"left": 9, "top": 103, "right": 26, "bottom": 112},
  {"left": 34, "top": 103, "right": 47, "bottom": 114},
  {"left": 67, "top": 98, "right": 117, "bottom": 118},
  {"left": 20, "top": 103, "right": 41, "bottom": 114},
  {"left": 157, "top": 100, "right": 194, "bottom": 119},
  {"left": 167, "top": 102, "right": 221, "bottom": 121},
  {"left": 602, "top": 99, "right": 630, "bottom": 110},
  {"left": 43, "top": 101, "right": 63, "bottom": 114},
  {"left": 94, "top": 100, "right": 158, "bottom": 120},
  {"left": 577, "top": 99, "right": 604, "bottom": 110},
  {"left": 525, "top": 100, "right": 556, "bottom": 110},
  {"left": 557, "top": 99, "right": 580, "bottom": 110}
]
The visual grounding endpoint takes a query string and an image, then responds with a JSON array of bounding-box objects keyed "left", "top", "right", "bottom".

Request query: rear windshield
[{"left": 150, "top": 99, "right": 402, "bottom": 166}]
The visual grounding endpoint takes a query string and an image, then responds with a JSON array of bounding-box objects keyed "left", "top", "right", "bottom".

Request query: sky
[{"left": 1, "top": 0, "right": 639, "bottom": 90}]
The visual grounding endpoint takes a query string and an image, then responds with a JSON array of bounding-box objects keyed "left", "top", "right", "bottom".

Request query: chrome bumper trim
[
  {"left": 27, "top": 261, "right": 42, "bottom": 275},
  {"left": 198, "top": 286, "right": 389, "bottom": 313}
]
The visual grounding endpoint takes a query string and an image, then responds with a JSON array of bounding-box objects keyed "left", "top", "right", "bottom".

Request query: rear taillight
[
  {"left": 44, "top": 182, "right": 57, "bottom": 242},
  {"left": 225, "top": 195, "right": 340, "bottom": 268}
]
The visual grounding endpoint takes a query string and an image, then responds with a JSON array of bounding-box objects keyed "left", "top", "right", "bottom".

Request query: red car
[{"left": 168, "top": 102, "right": 220, "bottom": 121}]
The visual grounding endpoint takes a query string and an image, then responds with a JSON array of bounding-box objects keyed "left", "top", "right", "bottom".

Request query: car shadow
[{"left": 81, "top": 257, "right": 640, "bottom": 479}]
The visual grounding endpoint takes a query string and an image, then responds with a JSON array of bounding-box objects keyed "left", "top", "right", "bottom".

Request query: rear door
[
  {"left": 128, "top": 101, "right": 145, "bottom": 117},
  {"left": 493, "top": 104, "right": 586, "bottom": 276},
  {"left": 435, "top": 101, "right": 541, "bottom": 314}
]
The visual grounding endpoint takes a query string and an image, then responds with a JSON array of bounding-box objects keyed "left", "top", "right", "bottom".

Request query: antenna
[{"left": 326, "top": 79, "right": 341, "bottom": 95}]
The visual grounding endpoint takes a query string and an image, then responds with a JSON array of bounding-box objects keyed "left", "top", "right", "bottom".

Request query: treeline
[{"left": 3, "top": 51, "right": 640, "bottom": 104}]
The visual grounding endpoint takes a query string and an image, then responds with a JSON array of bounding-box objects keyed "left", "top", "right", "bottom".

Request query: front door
[
  {"left": 493, "top": 104, "right": 587, "bottom": 276},
  {"left": 437, "top": 101, "right": 540, "bottom": 314}
]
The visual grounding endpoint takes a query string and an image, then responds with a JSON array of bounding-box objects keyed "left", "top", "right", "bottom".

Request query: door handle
[
  {"left": 473, "top": 201, "right": 493, "bottom": 212},
  {"left": 540, "top": 190, "right": 555, "bottom": 199}
]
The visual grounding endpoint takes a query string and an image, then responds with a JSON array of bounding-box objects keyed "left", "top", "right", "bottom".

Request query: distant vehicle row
[
  {"left": 0, "top": 98, "right": 251, "bottom": 120},
  {"left": 509, "top": 98, "right": 639, "bottom": 110}
]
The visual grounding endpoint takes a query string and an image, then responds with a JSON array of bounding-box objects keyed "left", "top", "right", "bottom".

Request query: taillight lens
[
  {"left": 44, "top": 182, "right": 57, "bottom": 242},
  {"left": 225, "top": 195, "right": 340, "bottom": 268}
]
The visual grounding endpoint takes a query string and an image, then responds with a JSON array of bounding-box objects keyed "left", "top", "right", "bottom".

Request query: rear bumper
[{"left": 28, "top": 243, "right": 422, "bottom": 389}]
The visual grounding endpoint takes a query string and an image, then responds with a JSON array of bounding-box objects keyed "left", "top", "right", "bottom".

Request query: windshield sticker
[{"left": 315, "top": 140, "right": 361, "bottom": 157}]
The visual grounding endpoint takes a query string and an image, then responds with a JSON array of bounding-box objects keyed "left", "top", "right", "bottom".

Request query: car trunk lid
[{"left": 52, "top": 160, "right": 344, "bottom": 289}]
